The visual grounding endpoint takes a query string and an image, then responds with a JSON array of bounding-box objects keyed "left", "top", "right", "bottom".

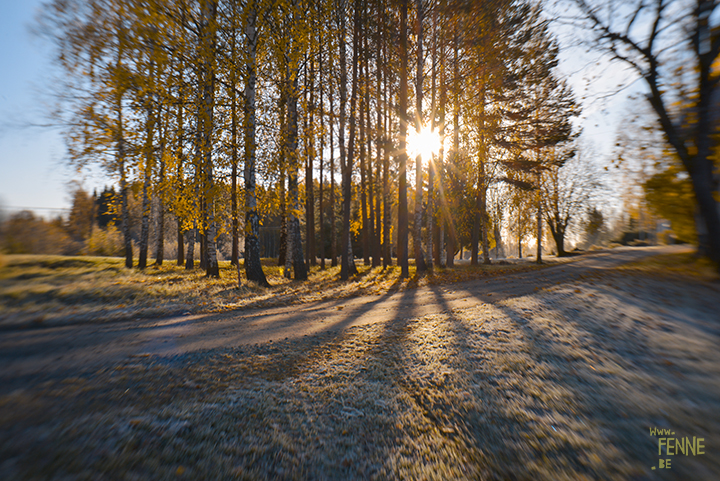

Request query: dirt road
[{"left": 0, "top": 245, "right": 690, "bottom": 385}]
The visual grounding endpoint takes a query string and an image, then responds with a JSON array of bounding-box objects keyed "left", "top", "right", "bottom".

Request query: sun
[{"left": 407, "top": 125, "right": 441, "bottom": 162}]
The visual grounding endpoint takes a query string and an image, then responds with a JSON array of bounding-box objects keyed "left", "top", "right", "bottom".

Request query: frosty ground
[{"left": 0, "top": 246, "right": 718, "bottom": 480}]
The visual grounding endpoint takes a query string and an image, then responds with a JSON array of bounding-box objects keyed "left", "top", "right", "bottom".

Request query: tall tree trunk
[
  {"left": 138, "top": 170, "right": 151, "bottom": 269},
  {"left": 243, "top": 3, "right": 269, "bottom": 286},
  {"left": 446, "top": 30, "right": 460, "bottom": 268},
  {"left": 287, "top": 68, "right": 307, "bottom": 280},
  {"left": 279, "top": 95, "right": 288, "bottom": 268},
  {"left": 436, "top": 26, "right": 446, "bottom": 268},
  {"left": 381, "top": 14, "right": 391, "bottom": 268},
  {"left": 230, "top": 8, "right": 240, "bottom": 267},
  {"left": 413, "top": 0, "right": 426, "bottom": 272},
  {"left": 426, "top": 5, "right": 437, "bottom": 269},
  {"left": 138, "top": 37, "right": 156, "bottom": 270},
  {"left": 340, "top": 0, "right": 359, "bottom": 279},
  {"left": 398, "top": 0, "right": 409, "bottom": 278},
  {"left": 138, "top": 61, "right": 155, "bottom": 270},
  {"left": 154, "top": 105, "right": 166, "bottom": 266},
  {"left": 319, "top": 29, "right": 326, "bottom": 270},
  {"left": 329, "top": 62, "right": 337, "bottom": 267},
  {"left": 115, "top": 24, "right": 132, "bottom": 269},
  {"left": 118, "top": 109, "right": 131, "bottom": 268},
  {"left": 175, "top": 86, "right": 185, "bottom": 266},
  {"left": 536, "top": 178, "right": 543, "bottom": 264},
  {"left": 197, "top": 0, "right": 220, "bottom": 277},
  {"left": 478, "top": 90, "right": 490, "bottom": 265},
  {"left": 359, "top": 52, "right": 369, "bottom": 265},
  {"left": 373, "top": 5, "right": 383, "bottom": 268},
  {"left": 382, "top": 69, "right": 391, "bottom": 268},
  {"left": 119, "top": 139, "right": 131, "bottom": 268},
  {"left": 363, "top": 24, "right": 376, "bottom": 268},
  {"left": 306, "top": 59, "right": 316, "bottom": 268}
]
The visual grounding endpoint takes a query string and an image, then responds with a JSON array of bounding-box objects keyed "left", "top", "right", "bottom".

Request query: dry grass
[
  {"left": 1, "top": 273, "right": 718, "bottom": 479},
  {"left": 0, "top": 255, "right": 546, "bottom": 328},
  {"left": 613, "top": 250, "right": 719, "bottom": 283}
]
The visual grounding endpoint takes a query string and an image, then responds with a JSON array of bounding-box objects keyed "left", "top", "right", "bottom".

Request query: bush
[{"left": 84, "top": 226, "right": 124, "bottom": 257}]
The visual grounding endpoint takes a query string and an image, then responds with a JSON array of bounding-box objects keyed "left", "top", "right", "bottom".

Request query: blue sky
[{"left": 0, "top": 0, "right": 73, "bottom": 218}]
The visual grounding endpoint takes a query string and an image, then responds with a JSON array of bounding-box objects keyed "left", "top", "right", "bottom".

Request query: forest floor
[{"left": 1, "top": 245, "right": 719, "bottom": 480}]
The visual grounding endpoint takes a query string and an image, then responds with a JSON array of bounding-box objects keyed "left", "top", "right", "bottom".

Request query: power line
[{"left": 0, "top": 206, "right": 71, "bottom": 212}]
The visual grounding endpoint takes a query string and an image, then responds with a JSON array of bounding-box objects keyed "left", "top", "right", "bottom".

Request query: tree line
[{"left": 38, "top": 0, "right": 587, "bottom": 285}]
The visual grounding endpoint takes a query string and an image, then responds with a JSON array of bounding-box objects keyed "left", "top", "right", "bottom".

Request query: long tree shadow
[{"left": 480, "top": 288, "right": 720, "bottom": 480}]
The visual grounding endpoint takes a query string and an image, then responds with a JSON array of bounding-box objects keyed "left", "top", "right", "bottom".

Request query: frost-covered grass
[
  {"left": 0, "top": 254, "right": 545, "bottom": 327},
  {"left": 1, "top": 271, "right": 719, "bottom": 480}
]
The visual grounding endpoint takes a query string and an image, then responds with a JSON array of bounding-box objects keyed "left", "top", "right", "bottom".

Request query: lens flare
[{"left": 407, "top": 126, "right": 441, "bottom": 162}]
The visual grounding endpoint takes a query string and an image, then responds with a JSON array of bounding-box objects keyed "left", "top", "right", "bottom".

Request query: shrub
[{"left": 84, "top": 226, "right": 124, "bottom": 257}]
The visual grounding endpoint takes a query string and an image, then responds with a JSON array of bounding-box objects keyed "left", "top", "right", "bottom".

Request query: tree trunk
[
  {"left": 115, "top": 25, "right": 132, "bottom": 269},
  {"left": 446, "top": 31, "right": 460, "bottom": 268},
  {"left": 471, "top": 197, "right": 479, "bottom": 265},
  {"left": 536, "top": 175, "right": 543, "bottom": 264},
  {"left": 199, "top": 0, "right": 219, "bottom": 278},
  {"left": 119, "top": 124, "right": 131, "bottom": 268},
  {"left": 318, "top": 29, "right": 326, "bottom": 270},
  {"left": 175, "top": 95, "right": 185, "bottom": 266},
  {"left": 413, "top": 0, "right": 426, "bottom": 273},
  {"left": 481, "top": 196, "right": 490, "bottom": 264},
  {"left": 436, "top": 26, "right": 445, "bottom": 268},
  {"left": 426, "top": 5, "right": 437, "bottom": 269},
  {"left": 329, "top": 65, "right": 337, "bottom": 268},
  {"left": 494, "top": 223, "right": 503, "bottom": 258},
  {"left": 177, "top": 219, "right": 184, "bottom": 266},
  {"left": 287, "top": 69, "right": 307, "bottom": 281},
  {"left": 373, "top": 16, "right": 382, "bottom": 268},
  {"left": 382, "top": 26, "right": 391, "bottom": 268},
  {"left": 185, "top": 226, "right": 195, "bottom": 269},
  {"left": 243, "top": 3, "right": 269, "bottom": 286},
  {"left": 340, "top": 0, "right": 359, "bottom": 279},
  {"left": 138, "top": 41, "right": 156, "bottom": 270},
  {"left": 359, "top": 58, "right": 369, "bottom": 265},
  {"left": 154, "top": 108, "right": 166, "bottom": 266},
  {"left": 398, "top": 0, "right": 409, "bottom": 278},
  {"left": 550, "top": 225, "right": 566, "bottom": 257},
  {"left": 364, "top": 24, "right": 377, "bottom": 268},
  {"left": 517, "top": 225, "right": 522, "bottom": 259},
  {"left": 305, "top": 58, "right": 316, "bottom": 268},
  {"left": 230, "top": 11, "right": 240, "bottom": 267},
  {"left": 138, "top": 110, "right": 154, "bottom": 270},
  {"left": 279, "top": 97, "right": 287, "bottom": 268}
]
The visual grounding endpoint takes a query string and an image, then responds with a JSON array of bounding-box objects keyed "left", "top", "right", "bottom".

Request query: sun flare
[{"left": 407, "top": 126, "right": 441, "bottom": 162}]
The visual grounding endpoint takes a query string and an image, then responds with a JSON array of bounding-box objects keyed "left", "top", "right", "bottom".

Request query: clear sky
[
  {"left": 0, "top": 0, "right": 74, "bottom": 218},
  {"left": 0, "top": 0, "right": 631, "bottom": 220}
]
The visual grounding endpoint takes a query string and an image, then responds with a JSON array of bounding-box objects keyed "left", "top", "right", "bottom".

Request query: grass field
[{"left": 0, "top": 254, "right": 547, "bottom": 328}]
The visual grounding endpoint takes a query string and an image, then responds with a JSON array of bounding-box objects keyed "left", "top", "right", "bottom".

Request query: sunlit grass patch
[{"left": 1, "top": 254, "right": 550, "bottom": 327}]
